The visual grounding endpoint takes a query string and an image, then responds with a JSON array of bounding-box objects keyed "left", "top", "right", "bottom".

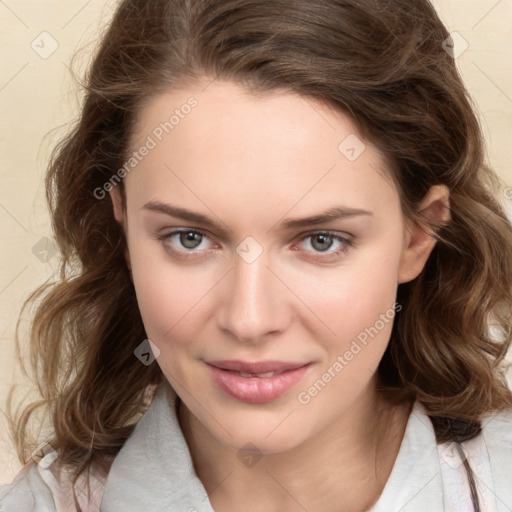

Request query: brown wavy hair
[{"left": 7, "top": 0, "right": 512, "bottom": 510}]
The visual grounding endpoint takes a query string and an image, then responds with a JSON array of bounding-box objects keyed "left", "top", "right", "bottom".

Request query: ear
[
  {"left": 397, "top": 185, "right": 450, "bottom": 284},
  {"left": 109, "top": 185, "right": 125, "bottom": 225},
  {"left": 109, "top": 185, "right": 132, "bottom": 278}
]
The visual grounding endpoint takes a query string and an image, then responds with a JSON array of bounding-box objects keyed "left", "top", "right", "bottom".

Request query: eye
[
  {"left": 295, "top": 231, "right": 354, "bottom": 260},
  {"left": 155, "top": 228, "right": 354, "bottom": 261},
  {"left": 157, "top": 228, "right": 214, "bottom": 258}
]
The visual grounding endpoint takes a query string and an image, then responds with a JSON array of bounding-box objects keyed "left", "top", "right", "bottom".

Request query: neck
[{"left": 177, "top": 377, "right": 412, "bottom": 512}]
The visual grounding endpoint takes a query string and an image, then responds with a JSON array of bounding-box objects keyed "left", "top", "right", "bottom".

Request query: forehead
[
  {"left": 131, "top": 79, "right": 367, "bottom": 157},
  {"left": 124, "top": 79, "right": 399, "bottom": 222}
]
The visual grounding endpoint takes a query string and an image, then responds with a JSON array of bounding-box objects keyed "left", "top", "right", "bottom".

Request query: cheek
[
  {"left": 288, "top": 239, "right": 402, "bottom": 351},
  {"left": 127, "top": 239, "right": 212, "bottom": 351},
  {"left": 130, "top": 263, "right": 217, "bottom": 386},
  {"left": 294, "top": 262, "right": 400, "bottom": 411}
]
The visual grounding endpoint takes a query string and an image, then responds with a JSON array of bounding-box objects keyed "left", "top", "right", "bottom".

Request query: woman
[{"left": 1, "top": 0, "right": 511, "bottom": 511}]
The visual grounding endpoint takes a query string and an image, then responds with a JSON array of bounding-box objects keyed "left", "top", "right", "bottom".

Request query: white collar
[
  {"left": 100, "top": 379, "right": 215, "bottom": 511},
  {"left": 369, "top": 400, "right": 444, "bottom": 511}
]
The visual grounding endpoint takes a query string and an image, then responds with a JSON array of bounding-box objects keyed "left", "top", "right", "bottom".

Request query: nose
[{"left": 216, "top": 248, "right": 290, "bottom": 344}]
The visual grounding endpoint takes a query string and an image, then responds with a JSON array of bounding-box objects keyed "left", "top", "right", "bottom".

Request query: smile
[{"left": 206, "top": 360, "right": 312, "bottom": 403}]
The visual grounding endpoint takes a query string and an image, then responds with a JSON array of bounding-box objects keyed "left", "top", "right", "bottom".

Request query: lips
[
  {"left": 206, "top": 360, "right": 311, "bottom": 403},
  {"left": 207, "top": 360, "right": 308, "bottom": 374}
]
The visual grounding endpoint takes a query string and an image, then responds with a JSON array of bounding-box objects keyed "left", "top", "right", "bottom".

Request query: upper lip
[{"left": 207, "top": 360, "right": 309, "bottom": 374}]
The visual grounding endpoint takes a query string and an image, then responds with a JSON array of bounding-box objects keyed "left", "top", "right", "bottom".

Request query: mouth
[
  {"left": 223, "top": 370, "right": 286, "bottom": 378},
  {"left": 206, "top": 360, "right": 312, "bottom": 403}
]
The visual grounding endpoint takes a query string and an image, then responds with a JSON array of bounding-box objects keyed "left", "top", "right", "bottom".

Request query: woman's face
[{"left": 111, "top": 78, "right": 441, "bottom": 453}]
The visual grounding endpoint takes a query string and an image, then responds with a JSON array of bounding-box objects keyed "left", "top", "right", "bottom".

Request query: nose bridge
[{"left": 218, "top": 245, "right": 287, "bottom": 343}]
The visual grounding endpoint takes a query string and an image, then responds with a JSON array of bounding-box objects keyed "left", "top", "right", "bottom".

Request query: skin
[{"left": 110, "top": 78, "right": 450, "bottom": 511}]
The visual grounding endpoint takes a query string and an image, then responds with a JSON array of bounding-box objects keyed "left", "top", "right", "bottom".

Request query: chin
[{"left": 206, "top": 408, "right": 313, "bottom": 455}]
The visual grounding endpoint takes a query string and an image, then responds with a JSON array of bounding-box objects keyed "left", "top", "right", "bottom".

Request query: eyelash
[{"left": 155, "top": 228, "right": 355, "bottom": 261}]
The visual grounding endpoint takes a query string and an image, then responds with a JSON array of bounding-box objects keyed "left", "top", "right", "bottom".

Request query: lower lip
[{"left": 207, "top": 363, "right": 311, "bottom": 403}]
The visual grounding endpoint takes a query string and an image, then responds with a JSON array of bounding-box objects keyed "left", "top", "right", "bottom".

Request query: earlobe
[{"left": 397, "top": 185, "right": 451, "bottom": 284}]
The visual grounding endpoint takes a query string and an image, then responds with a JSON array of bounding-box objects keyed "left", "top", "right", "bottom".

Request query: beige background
[{"left": 1, "top": 0, "right": 511, "bottom": 485}]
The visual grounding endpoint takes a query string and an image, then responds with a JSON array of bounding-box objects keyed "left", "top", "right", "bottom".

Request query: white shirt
[{"left": 1, "top": 379, "right": 511, "bottom": 511}]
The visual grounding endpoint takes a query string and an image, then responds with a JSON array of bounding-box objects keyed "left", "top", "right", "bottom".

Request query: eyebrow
[{"left": 142, "top": 201, "right": 373, "bottom": 234}]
